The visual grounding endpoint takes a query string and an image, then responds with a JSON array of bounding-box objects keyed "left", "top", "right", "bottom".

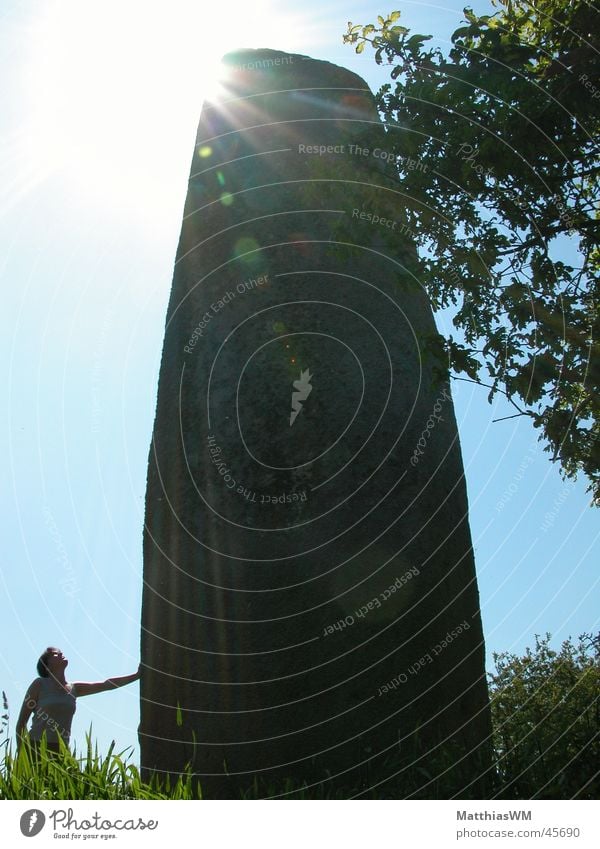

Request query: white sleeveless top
[{"left": 29, "top": 677, "right": 77, "bottom": 744}]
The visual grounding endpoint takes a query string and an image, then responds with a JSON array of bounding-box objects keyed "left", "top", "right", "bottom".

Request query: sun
[{"left": 22, "top": 0, "right": 308, "bottom": 225}]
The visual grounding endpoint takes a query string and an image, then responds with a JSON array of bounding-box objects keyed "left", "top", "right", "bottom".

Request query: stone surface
[{"left": 139, "top": 48, "right": 492, "bottom": 798}]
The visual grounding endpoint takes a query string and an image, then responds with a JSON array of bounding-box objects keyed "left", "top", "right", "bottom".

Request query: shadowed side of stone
[{"left": 139, "top": 48, "right": 492, "bottom": 799}]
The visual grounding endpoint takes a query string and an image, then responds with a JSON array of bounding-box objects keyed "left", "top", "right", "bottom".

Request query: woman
[{"left": 16, "top": 646, "right": 140, "bottom": 755}]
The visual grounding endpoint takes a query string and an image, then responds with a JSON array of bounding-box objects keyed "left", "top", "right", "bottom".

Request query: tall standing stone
[{"left": 139, "top": 49, "right": 492, "bottom": 798}]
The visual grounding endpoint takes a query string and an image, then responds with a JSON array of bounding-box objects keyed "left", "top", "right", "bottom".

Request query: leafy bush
[{"left": 489, "top": 633, "right": 600, "bottom": 798}]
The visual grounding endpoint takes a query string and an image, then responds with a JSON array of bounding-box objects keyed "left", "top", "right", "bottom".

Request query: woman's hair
[{"left": 37, "top": 647, "right": 59, "bottom": 678}]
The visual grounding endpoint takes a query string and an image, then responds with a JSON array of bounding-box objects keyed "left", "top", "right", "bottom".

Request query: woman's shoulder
[
  {"left": 23, "top": 677, "right": 43, "bottom": 702},
  {"left": 36, "top": 677, "right": 76, "bottom": 696}
]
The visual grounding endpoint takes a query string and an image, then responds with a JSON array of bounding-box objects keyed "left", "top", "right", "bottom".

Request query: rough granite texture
[{"left": 139, "top": 48, "right": 492, "bottom": 798}]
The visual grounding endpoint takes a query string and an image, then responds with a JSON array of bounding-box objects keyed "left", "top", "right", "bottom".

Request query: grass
[
  {"left": 0, "top": 730, "right": 589, "bottom": 800},
  {"left": 0, "top": 727, "right": 490, "bottom": 800},
  {"left": 2, "top": 731, "right": 496, "bottom": 800},
  {"left": 0, "top": 689, "right": 201, "bottom": 799},
  {"left": 0, "top": 732, "right": 202, "bottom": 800}
]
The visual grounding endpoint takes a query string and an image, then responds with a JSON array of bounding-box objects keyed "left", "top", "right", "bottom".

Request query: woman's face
[{"left": 46, "top": 648, "right": 68, "bottom": 675}]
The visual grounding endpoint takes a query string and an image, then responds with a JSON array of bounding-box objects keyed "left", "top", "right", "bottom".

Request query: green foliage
[
  {"left": 344, "top": 2, "right": 600, "bottom": 502},
  {"left": 488, "top": 633, "right": 600, "bottom": 798},
  {"left": 0, "top": 691, "right": 9, "bottom": 757},
  {"left": 0, "top": 730, "right": 202, "bottom": 800}
]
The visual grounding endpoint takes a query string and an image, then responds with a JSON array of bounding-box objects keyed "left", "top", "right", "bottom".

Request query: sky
[{"left": 1, "top": 0, "right": 597, "bottom": 765}]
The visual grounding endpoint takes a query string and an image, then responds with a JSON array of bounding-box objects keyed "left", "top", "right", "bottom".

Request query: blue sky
[{"left": 1, "top": 0, "right": 597, "bottom": 763}]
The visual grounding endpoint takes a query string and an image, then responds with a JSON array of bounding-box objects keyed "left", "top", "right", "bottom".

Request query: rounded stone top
[
  {"left": 219, "top": 48, "right": 374, "bottom": 98},
  {"left": 212, "top": 48, "right": 379, "bottom": 130}
]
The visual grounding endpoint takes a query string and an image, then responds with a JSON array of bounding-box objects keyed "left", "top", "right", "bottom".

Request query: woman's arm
[
  {"left": 74, "top": 666, "right": 140, "bottom": 698},
  {"left": 15, "top": 679, "right": 40, "bottom": 746}
]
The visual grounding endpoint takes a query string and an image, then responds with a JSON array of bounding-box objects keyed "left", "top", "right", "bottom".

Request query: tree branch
[{"left": 451, "top": 375, "right": 530, "bottom": 417}]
